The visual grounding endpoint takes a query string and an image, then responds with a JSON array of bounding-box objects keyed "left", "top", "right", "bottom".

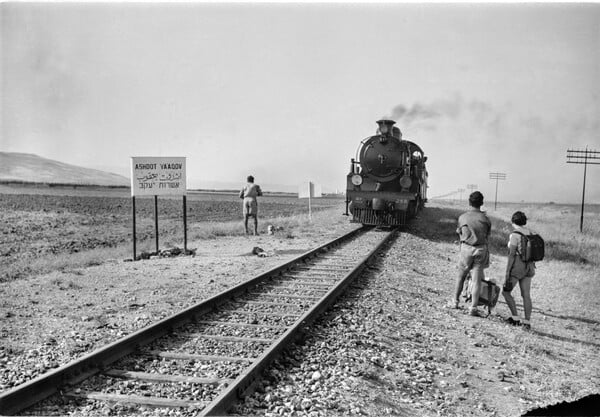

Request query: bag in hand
[{"left": 462, "top": 273, "right": 500, "bottom": 313}]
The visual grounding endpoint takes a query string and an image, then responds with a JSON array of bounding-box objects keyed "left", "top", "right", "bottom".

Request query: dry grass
[
  {"left": 4, "top": 246, "right": 126, "bottom": 281},
  {"left": 488, "top": 203, "right": 600, "bottom": 265},
  {"left": 3, "top": 207, "right": 348, "bottom": 281},
  {"left": 425, "top": 199, "right": 600, "bottom": 266},
  {"left": 0, "top": 189, "right": 344, "bottom": 282}
]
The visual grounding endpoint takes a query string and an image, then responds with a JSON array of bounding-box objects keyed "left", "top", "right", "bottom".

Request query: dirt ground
[{"left": 1, "top": 203, "right": 599, "bottom": 416}]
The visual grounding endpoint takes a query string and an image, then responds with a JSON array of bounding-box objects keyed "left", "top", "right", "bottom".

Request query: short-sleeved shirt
[
  {"left": 239, "top": 183, "right": 262, "bottom": 200},
  {"left": 457, "top": 208, "right": 491, "bottom": 246},
  {"left": 240, "top": 183, "right": 262, "bottom": 216},
  {"left": 508, "top": 225, "right": 531, "bottom": 252}
]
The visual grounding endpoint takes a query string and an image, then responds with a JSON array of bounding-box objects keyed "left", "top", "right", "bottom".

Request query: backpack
[{"left": 513, "top": 231, "right": 545, "bottom": 262}]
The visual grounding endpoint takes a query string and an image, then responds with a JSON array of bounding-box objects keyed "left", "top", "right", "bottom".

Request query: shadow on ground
[
  {"left": 405, "top": 206, "right": 512, "bottom": 258},
  {"left": 528, "top": 329, "right": 600, "bottom": 349},
  {"left": 494, "top": 299, "right": 600, "bottom": 327}
]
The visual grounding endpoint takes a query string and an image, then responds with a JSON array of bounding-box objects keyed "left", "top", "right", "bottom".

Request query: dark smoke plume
[{"left": 388, "top": 95, "right": 465, "bottom": 127}]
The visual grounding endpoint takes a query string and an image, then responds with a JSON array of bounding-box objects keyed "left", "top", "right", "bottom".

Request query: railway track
[{"left": 1, "top": 226, "right": 396, "bottom": 416}]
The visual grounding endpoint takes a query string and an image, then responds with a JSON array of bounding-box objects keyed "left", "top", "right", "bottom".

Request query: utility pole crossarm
[
  {"left": 567, "top": 160, "right": 600, "bottom": 164},
  {"left": 567, "top": 149, "right": 600, "bottom": 164},
  {"left": 566, "top": 148, "right": 599, "bottom": 232},
  {"left": 489, "top": 173, "right": 507, "bottom": 179}
]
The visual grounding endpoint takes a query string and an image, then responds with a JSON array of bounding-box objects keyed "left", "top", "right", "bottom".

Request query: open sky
[{"left": 2, "top": 2, "right": 599, "bottom": 203}]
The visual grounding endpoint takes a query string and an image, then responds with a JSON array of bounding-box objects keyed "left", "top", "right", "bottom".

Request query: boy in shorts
[
  {"left": 503, "top": 211, "right": 536, "bottom": 329},
  {"left": 239, "top": 175, "right": 263, "bottom": 235},
  {"left": 448, "top": 191, "right": 492, "bottom": 317}
]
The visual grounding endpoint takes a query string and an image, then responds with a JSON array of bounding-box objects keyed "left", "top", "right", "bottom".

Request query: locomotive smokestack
[{"left": 376, "top": 119, "right": 396, "bottom": 136}]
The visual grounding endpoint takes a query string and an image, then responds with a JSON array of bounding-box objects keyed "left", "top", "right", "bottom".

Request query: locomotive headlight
[
  {"left": 351, "top": 174, "right": 363, "bottom": 186},
  {"left": 399, "top": 175, "right": 412, "bottom": 189}
]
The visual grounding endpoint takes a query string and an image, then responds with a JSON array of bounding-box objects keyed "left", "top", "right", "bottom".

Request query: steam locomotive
[{"left": 345, "top": 119, "right": 428, "bottom": 226}]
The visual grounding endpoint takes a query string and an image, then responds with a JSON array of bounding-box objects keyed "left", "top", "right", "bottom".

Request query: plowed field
[{"left": 0, "top": 186, "right": 343, "bottom": 281}]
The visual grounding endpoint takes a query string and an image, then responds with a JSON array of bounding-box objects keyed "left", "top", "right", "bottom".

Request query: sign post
[
  {"left": 132, "top": 196, "right": 137, "bottom": 260},
  {"left": 154, "top": 195, "right": 159, "bottom": 253},
  {"left": 183, "top": 195, "right": 187, "bottom": 253},
  {"left": 298, "top": 181, "right": 322, "bottom": 221},
  {"left": 130, "top": 157, "right": 187, "bottom": 260}
]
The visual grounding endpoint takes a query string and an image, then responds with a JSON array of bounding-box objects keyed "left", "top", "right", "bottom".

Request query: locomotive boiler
[{"left": 345, "top": 119, "right": 428, "bottom": 226}]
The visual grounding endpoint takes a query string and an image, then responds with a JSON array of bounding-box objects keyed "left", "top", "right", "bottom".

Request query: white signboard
[
  {"left": 130, "top": 157, "right": 187, "bottom": 196},
  {"left": 298, "top": 181, "right": 322, "bottom": 199}
]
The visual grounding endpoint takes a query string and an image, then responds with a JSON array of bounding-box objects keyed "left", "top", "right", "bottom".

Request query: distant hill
[{"left": 0, "top": 152, "right": 130, "bottom": 187}]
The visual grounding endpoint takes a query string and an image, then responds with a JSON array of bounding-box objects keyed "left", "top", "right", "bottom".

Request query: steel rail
[
  {"left": 0, "top": 226, "right": 366, "bottom": 415},
  {"left": 200, "top": 227, "right": 396, "bottom": 416}
]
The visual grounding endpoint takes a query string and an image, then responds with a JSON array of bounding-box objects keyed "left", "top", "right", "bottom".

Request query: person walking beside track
[
  {"left": 502, "top": 211, "right": 536, "bottom": 330},
  {"left": 447, "top": 191, "right": 492, "bottom": 317},
  {"left": 239, "top": 175, "right": 263, "bottom": 235}
]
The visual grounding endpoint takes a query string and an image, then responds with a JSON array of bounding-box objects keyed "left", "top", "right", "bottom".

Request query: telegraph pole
[
  {"left": 489, "top": 172, "right": 506, "bottom": 210},
  {"left": 567, "top": 147, "right": 600, "bottom": 232},
  {"left": 458, "top": 188, "right": 465, "bottom": 202}
]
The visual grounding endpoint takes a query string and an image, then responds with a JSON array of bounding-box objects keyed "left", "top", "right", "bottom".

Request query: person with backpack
[
  {"left": 503, "top": 211, "right": 543, "bottom": 330},
  {"left": 239, "top": 175, "right": 263, "bottom": 235},
  {"left": 447, "top": 191, "right": 492, "bottom": 317}
]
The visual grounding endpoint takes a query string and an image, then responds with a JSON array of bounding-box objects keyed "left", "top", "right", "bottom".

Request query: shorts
[
  {"left": 503, "top": 274, "right": 533, "bottom": 292},
  {"left": 458, "top": 243, "right": 490, "bottom": 274},
  {"left": 504, "top": 262, "right": 535, "bottom": 292},
  {"left": 243, "top": 198, "right": 258, "bottom": 216}
]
